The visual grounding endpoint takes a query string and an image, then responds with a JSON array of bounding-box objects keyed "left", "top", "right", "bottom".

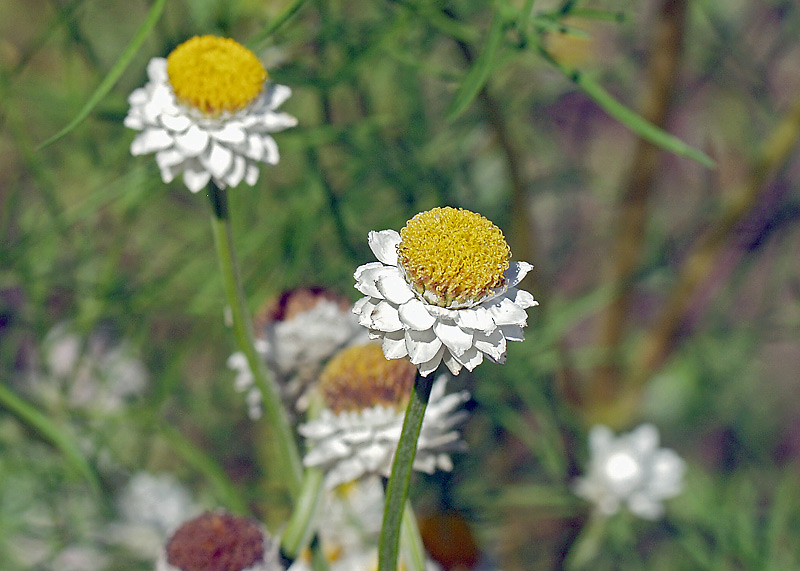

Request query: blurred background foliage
[{"left": 1, "top": 0, "right": 800, "bottom": 569}]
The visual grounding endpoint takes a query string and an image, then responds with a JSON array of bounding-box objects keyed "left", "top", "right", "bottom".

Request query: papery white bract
[{"left": 573, "top": 424, "right": 686, "bottom": 520}]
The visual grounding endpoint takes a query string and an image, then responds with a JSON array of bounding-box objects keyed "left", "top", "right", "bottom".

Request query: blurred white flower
[
  {"left": 299, "top": 343, "right": 469, "bottom": 489},
  {"left": 125, "top": 35, "right": 296, "bottom": 193},
  {"left": 109, "top": 472, "right": 201, "bottom": 559},
  {"left": 156, "top": 511, "right": 283, "bottom": 571},
  {"left": 228, "top": 287, "right": 367, "bottom": 418},
  {"left": 573, "top": 424, "right": 686, "bottom": 520},
  {"left": 353, "top": 207, "right": 537, "bottom": 376},
  {"left": 23, "top": 322, "right": 147, "bottom": 414}
]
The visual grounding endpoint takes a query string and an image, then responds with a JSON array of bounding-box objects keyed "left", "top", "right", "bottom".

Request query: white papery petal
[
  {"left": 376, "top": 273, "right": 415, "bottom": 305},
  {"left": 432, "top": 321, "right": 473, "bottom": 356},
  {"left": 398, "top": 298, "right": 436, "bottom": 330},
  {"left": 381, "top": 330, "right": 408, "bottom": 359},
  {"left": 262, "top": 135, "right": 279, "bottom": 164},
  {"left": 355, "top": 265, "right": 396, "bottom": 298},
  {"left": 156, "top": 148, "right": 185, "bottom": 170},
  {"left": 257, "top": 112, "right": 299, "bottom": 131},
  {"left": 245, "top": 163, "right": 260, "bottom": 185},
  {"left": 131, "top": 129, "right": 172, "bottom": 155},
  {"left": 245, "top": 134, "right": 264, "bottom": 161},
  {"left": 441, "top": 351, "right": 463, "bottom": 375},
  {"left": 368, "top": 230, "right": 401, "bottom": 266},
  {"left": 405, "top": 328, "right": 443, "bottom": 364},
  {"left": 174, "top": 125, "right": 210, "bottom": 156},
  {"left": 508, "top": 287, "right": 538, "bottom": 309},
  {"left": 473, "top": 328, "right": 506, "bottom": 362},
  {"left": 226, "top": 155, "right": 247, "bottom": 187},
  {"left": 160, "top": 113, "right": 192, "bottom": 133},
  {"left": 455, "top": 305, "right": 495, "bottom": 333},
  {"left": 203, "top": 142, "right": 234, "bottom": 179},
  {"left": 183, "top": 167, "right": 211, "bottom": 193},
  {"left": 453, "top": 346, "right": 483, "bottom": 371},
  {"left": 499, "top": 324, "right": 524, "bottom": 342},
  {"left": 488, "top": 297, "right": 529, "bottom": 326},
  {"left": 370, "top": 302, "right": 403, "bottom": 332},
  {"left": 506, "top": 261, "right": 533, "bottom": 288},
  {"left": 211, "top": 123, "right": 247, "bottom": 144},
  {"left": 146, "top": 57, "right": 167, "bottom": 81},
  {"left": 417, "top": 345, "right": 445, "bottom": 377},
  {"left": 265, "top": 83, "right": 292, "bottom": 109}
]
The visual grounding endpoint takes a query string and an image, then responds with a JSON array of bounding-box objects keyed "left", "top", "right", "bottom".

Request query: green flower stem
[
  {"left": 280, "top": 466, "right": 324, "bottom": 558},
  {"left": 378, "top": 372, "right": 433, "bottom": 571},
  {"left": 400, "top": 500, "right": 427, "bottom": 571},
  {"left": 207, "top": 182, "right": 302, "bottom": 499}
]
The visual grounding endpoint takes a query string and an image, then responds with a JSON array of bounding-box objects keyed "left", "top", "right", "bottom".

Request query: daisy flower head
[
  {"left": 156, "top": 511, "right": 283, "bottom": 571},
  {"left": 573, "top": 424, "right": 686, "bottom": 520},
  {"left": 227, "top": 287, "right": 368, "bottom": 418},
  {"left": 299, "top": 342, "right": 470, "bottom": 489},
  {"left": 353, "top": 207, "right": 538, "bottom": 376},
  {"left": 125, "top": 35, "right": 297, "bottom": 193}
]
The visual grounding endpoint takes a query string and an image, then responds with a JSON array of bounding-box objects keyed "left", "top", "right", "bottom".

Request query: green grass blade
[
  {"left": 552, "top": 60, "right": 715, "bottom": 168},
  {"left": 248, "top": 0, "right": 310, "bottom": 51},
  {"left": 37, "top": 0, "right": 167, "bottom": 150},
  {"left": 446, "top": 12, "right": 504, "bottom": 121},
  {"left": 0, "top": 382, "right": 100, "bottom": 492}
]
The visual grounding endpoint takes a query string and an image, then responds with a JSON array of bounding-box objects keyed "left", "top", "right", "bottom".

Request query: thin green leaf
[
  {"left": 446, "top": 12, "right": 504, "bottom": 121},
  {"left": 247, "top": 0, "right": 310, "bottom": 51},
  {"left": 0, "top": 382, "right": 100, "bottom": 492},
  {"left": 37, "top": 0, "right": 167, "bottom": 150},
  {"left": 547, "top": 56, "right": 715, "bottom": 168}
]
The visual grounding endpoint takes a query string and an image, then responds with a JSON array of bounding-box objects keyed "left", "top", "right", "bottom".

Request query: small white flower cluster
[
  {"left": 573, "top": 424, "right": 686, "bottom": 520},
  {"left": 299, "top": 376, "right": 469, "bottom": 489}
]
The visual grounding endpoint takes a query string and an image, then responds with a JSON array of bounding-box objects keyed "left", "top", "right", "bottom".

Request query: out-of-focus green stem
[
  {"left": 207, "top": 182, "right": 303, "bottom": 499},
  {"left": 400, "top": 500, "right": 427, "bottom": 571},
  {"left": 378, "top": 373, "right": 432, "bottom": 571}
]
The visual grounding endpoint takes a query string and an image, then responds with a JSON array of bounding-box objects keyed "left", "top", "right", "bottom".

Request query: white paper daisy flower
[
  {"left": 573, "top": 424, "right": 686, "bottom": 520},
  {"left": 125, "top": 35, "right": 297, "bottom": 193},
  {"left": 298, "top": 343, "right": 470, "bottom": 489},
  {"left": 227, "top": 287, "right": 368, "bottom": 418},
  {"left": 156, "top": 511, "right": 283, "bottom": 571},
  {"left": 353, "top": 207, "right": 538, "bottom": 376}
]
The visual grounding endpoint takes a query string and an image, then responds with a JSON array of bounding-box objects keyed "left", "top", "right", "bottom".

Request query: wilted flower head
[
  {"left": 125, "top": 35, "right": 296, "bottom": 193},
  {"left": 156, "top": 511, "right": 282, "bottom": 571},
  {"left": 299, "top": 342, "right": 470, "bottom": 489},
  {"left": 228, "top": 287, "right": 367, "bottom": 418},
  {"left": 573, "top": 424, "right": 686, "bottom": 520},
  {"left": 353, "top": 207, "right": 537, "bottom": 376}
]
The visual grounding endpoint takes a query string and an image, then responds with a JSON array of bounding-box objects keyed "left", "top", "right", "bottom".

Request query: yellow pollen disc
[
  {"left": 397, "top": 207, "right": 511, "bottom": 307},
  {"left": 319, "top": 344, "right": 416, "bottom": 414},
  {"left": 166, "top": 35, "right": 266, "bottom": 115}
]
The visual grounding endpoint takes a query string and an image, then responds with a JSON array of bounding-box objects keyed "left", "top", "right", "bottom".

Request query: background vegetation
[{"left": 1, "top": 0, "right": 799, "bottom": 569}]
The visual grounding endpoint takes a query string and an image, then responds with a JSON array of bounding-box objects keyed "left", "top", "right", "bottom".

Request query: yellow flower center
[
  {"left": 319, "top": 343, "right": 416, "bottom": 414},
  {"left": 397, "top": 207, "right": 510, "bottom": 307},
  {"left": 166, "top": 36, "right": 267, "bottom": 115}
]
